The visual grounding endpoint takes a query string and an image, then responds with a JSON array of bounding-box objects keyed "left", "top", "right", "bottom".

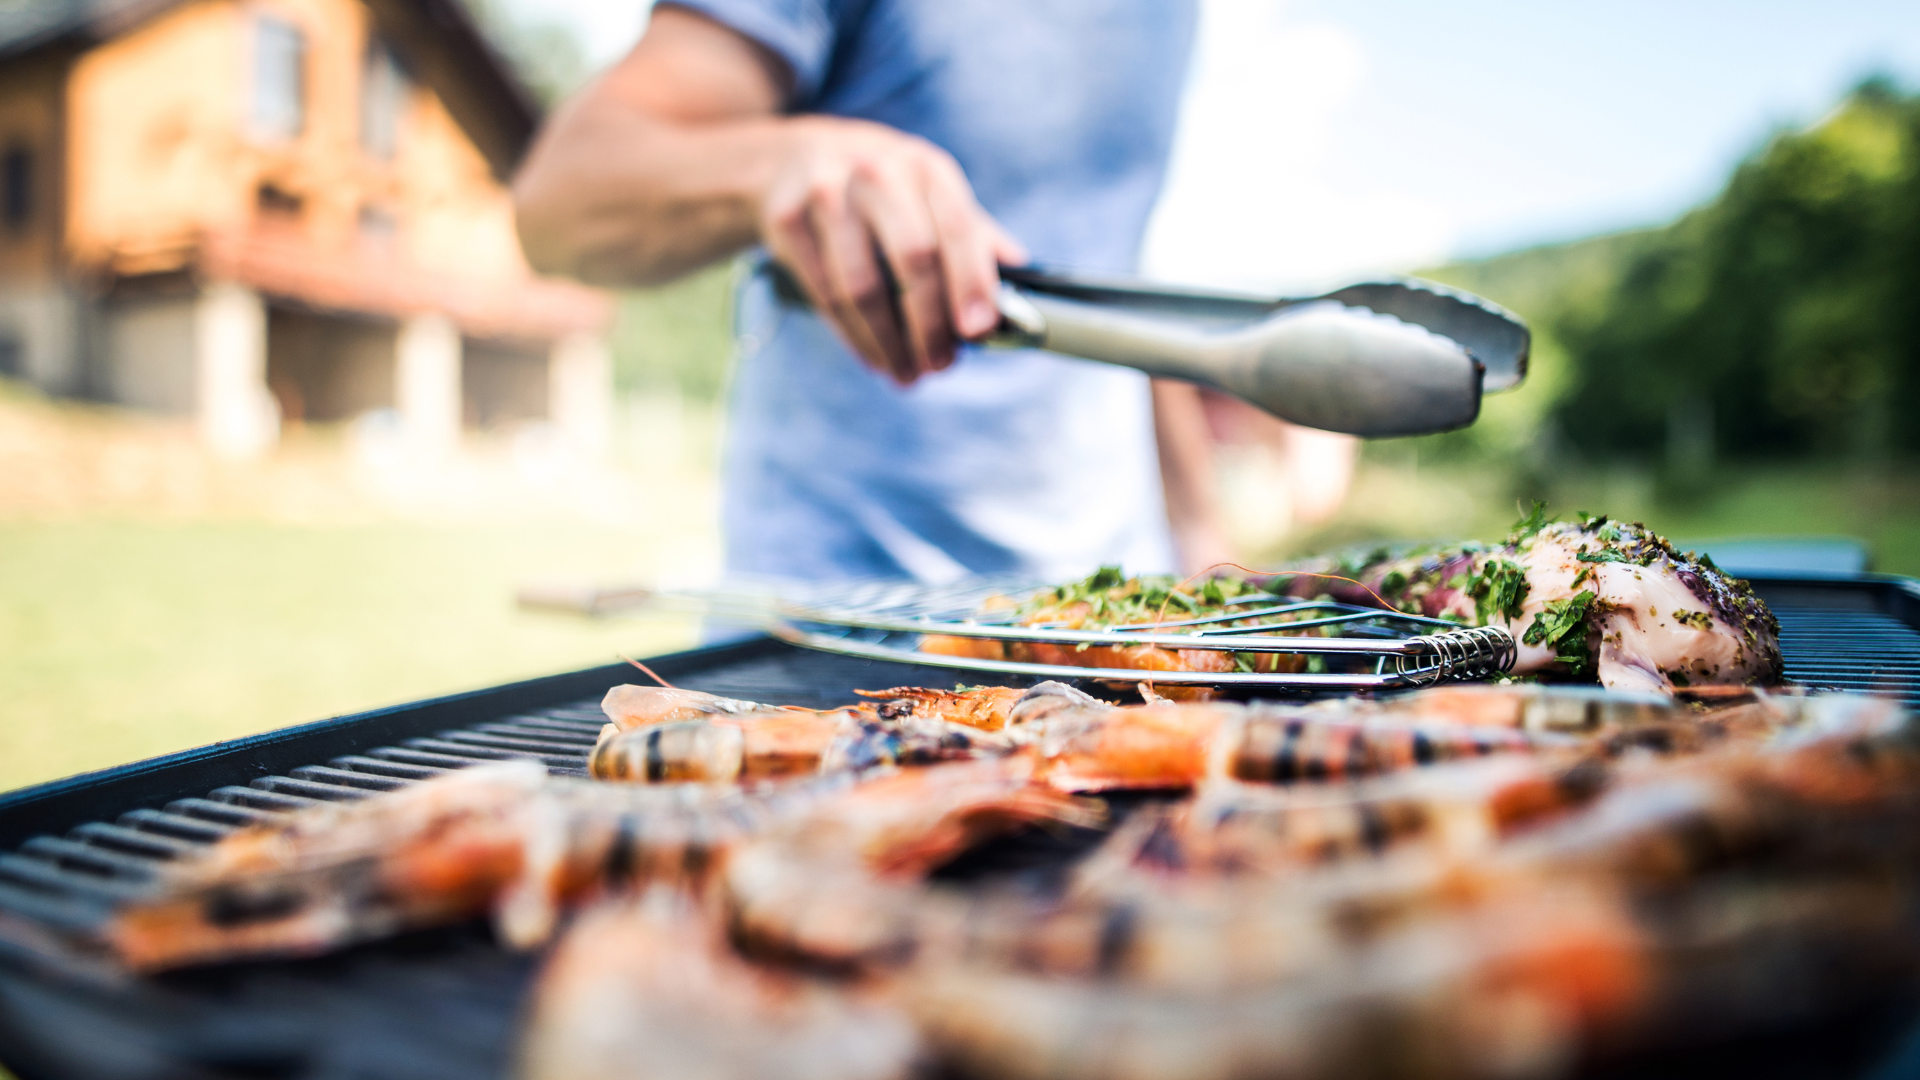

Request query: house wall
[
  {"left": 65, "top": 0, "right": 246, "bottom": 271},
  {"left": 46, "top": 0, "right": 607, "bottom": 456},
  {"left": 64, "top": 0, "right": 537, "bottom": 290}
]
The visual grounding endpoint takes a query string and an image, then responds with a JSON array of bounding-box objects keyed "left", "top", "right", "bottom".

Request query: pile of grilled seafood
[
  {"left": 926, "top": 507, "right": 1784, "bottom": 696},
  {"left": 92, "top": 679, "right": 1920, "bottom": 1080}
]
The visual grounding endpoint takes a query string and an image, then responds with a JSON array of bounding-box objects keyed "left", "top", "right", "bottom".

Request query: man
[{"left": 513, "top": 1, "right": 1229, "bottom": 582}]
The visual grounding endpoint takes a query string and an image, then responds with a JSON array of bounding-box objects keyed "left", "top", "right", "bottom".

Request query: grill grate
[
  {"left": 0, "top": 703, "right": 604, "bottom": 940},
  {"left": 1774, "top": 609, "right": 1920, "bottom": 706},
  {"left": 1, "top": 577, "right": 1918, "bottom": 1080}
]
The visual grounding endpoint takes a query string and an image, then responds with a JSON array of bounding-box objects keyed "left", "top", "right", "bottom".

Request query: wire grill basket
[{"left": 754, "top": 576, "right": 1517, "bottom": 691}]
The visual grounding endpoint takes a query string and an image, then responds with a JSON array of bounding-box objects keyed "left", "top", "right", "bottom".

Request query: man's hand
[
  {"left": 513, "top": 7, "right": 1024, "bottom": 385},
  {"left": 761, "top": 119, "right": 1027, "bottom": 385}
]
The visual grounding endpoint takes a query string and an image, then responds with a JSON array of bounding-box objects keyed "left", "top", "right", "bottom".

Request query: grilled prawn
[
  {"left": 908, "top": 872, "right": 1920, "bottom": 1080},
  {"left": 518, "top": 889, "right": 919, "bottom": 1080},
  {"left": 107, "top": 761, "right": 830, "bottom": 970},
  {"left": 590, "top": 706, "right": 1009, "bottom": 783},
  {"left": 854, "top": 685, "right": 1027, "bottom": 731},
  {"left": 906, "top": 699, "right": 1920, "bottom": 1080},
  {"left": 723, "top": 757, "right": 1104, "bottom": 968},
  {"left": 1004, "top": 682, "right": 1549, "bottom": 793}
]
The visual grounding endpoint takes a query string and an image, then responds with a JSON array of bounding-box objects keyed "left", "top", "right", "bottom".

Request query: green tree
[{"left": 1430, "top": 77, "right": 1920, "bottom": 467}]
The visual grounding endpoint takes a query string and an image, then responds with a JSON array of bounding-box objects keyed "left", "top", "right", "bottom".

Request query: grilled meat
[{"left": 1288, "top": 510, "right": 1782, "bottom": 693}]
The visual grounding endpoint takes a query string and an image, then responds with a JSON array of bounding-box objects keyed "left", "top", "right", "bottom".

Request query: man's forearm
[
  {"left": 514, "top": 100, "right": 788, "bottom": 286},
  {"left": 512, "top": 6, "right": 1022, "bottom": 380},
  {"left": 513, "top": 7, "right": 793, "bottom": 285}
]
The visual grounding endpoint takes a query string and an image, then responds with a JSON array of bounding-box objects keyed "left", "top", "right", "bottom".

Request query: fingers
[
  {"left": 851, "top": 164, "right": 955, "bottom": 375},
  {"left": 812, "top": 195, "right": 916, "bottom": 383},
  {"left": 758, "top": 121, "right": 1030, "bottom": 385},
  {"left": 920, "top": 158, "right": 1001, "bottom": 346},
  {"left": 763, "top": 169, "right": 912, "bottom": 382}
]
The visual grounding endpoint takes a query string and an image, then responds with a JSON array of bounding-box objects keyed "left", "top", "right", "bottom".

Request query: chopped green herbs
[
  {"left": 1508, "top": 500, "right": 1554, "bottom": 543},
  {"left": 1576, "top": 549, "right": 1630, "bottom": 564},
  {"left": 1522, "top": 589, "right": 1598, "bottom": 674},
  {"left": 1018, "top": 566, "right": 1260, "bottom": 629},
  {"left": 1465, "top": 559, "right": 1529, "bottom": 625},
  {"left": 1013, "top": 566, "right": 1288, "bottom": 673}
]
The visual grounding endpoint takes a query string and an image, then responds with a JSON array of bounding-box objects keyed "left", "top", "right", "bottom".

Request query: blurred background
[{"left": 2, "top": 0, "right": 1919, "bottom": 791}]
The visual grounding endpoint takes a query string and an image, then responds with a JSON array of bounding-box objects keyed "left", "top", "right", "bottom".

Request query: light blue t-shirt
[{"left": 672, "top": 0, "right": 1198, "bottom": 583}]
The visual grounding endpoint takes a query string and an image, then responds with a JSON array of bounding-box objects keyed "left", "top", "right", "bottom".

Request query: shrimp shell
[
  {"left": 589, "top": 709, "right": 1010, "bottom": 783},
  {"left": 518, "top": 889, "right": 919, "bottom": 1080},
  {"left": 855, "top": 686, "right": 1027, "bottom": 731},
  {"left": 1226, "top": 710, "right": 1546, "bottom": 785},
  {"left": 723, "top": 759, "right": 1105, "bottom": 968}
]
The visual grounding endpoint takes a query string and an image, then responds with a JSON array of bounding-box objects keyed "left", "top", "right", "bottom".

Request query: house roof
[{"left": 0, "top": 0, "right": 541, "bottom": 181}]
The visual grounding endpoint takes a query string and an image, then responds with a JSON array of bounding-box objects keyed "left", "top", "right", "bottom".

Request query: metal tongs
[
  {"left": 767, "top": 259, "right": 1528, "bottom": 437},
  {"left": 986, "top": 266, "right": 1528, "bottom": 437}
]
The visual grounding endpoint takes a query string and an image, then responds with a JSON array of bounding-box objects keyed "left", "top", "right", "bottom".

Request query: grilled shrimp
[
  {"left": 1364, "top": 684, "right": 1679, "bottom": 732},
  {"left": 1224, "top": 709, "right": 1549, "bottom": 785},
  {"left": 906, "top": 757, "right": 1608, "bottom": 993},
  {"left": 109, "top": 760, "right": 547, "bottom": 970},
  {"left": 517, "top": 888, "right": 919, "bottom": 1080},
  {"left": 723, "top": 757, "right": 1104, "bottom": 969},
  {"left": 1031, "top": 702, "right": 1233, "bottom": 792},
  {"left": 913, "top": 861, "right": 1920, "bottom": 1080},
  {"left": 908, "top": 703, "right": 1920, "bottom": 1080},
  {"left": 108, "top": 762, "right": 838, "bottom": 970},
  {"left": 600, "top": 685, "right": 785, "bottom": 731},
  {"left": 589, "top": 707, "right": 1010, "bottom": 783},
  {"left": 1005, "top": 681, "right": 1549, "bottom": 793},
  {"left": 909, "top": 882, "right": 1650, "bottom": 1080},
  {"left": 855, "top": 685, "right": 1027, "bottom": 730},
  {"left": 1155, "top": 754, "right": 1605, "bottom": 877}
]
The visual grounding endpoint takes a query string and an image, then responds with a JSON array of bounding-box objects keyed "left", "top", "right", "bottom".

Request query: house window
[
  {"left": 361, "top": 39, "right": 406, "bottom": 160},
  {"left": 251, "top": 15, "right": 306, "bottom": 142},
  {"left": 2, "top": 146, "right": 30, "bottom": 231},
  {"left": 256, "top": 182, "right": 304, "bottom": 220}
]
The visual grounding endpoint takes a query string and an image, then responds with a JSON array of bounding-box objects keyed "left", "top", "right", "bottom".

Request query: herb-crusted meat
[{"left": 1291, "top": 508, "right": 1783, "bottom": 693}]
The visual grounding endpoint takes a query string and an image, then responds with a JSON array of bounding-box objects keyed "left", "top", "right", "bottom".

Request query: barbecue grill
[{"left": 2, "top": 571, "right": 1918, "bottom": 1080}]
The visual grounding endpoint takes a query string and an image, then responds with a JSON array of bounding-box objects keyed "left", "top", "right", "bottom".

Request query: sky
[{"left": 506, "top": 0, "right": 1920, "bottom": 293}]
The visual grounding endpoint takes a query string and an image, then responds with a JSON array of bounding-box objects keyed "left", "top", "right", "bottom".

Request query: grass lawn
[{"left": 0, "top": 519, "right": 698, "bottom": 792}]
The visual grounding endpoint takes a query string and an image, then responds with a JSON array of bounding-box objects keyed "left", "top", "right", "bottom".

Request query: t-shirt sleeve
[{"left": 657, "top": 0, "right": 838, "bottom": 104}]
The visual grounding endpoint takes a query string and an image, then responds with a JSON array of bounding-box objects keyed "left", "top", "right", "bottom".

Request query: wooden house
[{"left": 0, "top": 0, "right": 610, "bottom": 456}]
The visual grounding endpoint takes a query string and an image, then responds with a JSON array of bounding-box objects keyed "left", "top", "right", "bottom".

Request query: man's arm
[
  {"left": 1151, "top": 380, "right": 1235, "bottom": 575},
  {"left": 512, "top": 7, "right": 1024, "bottom": 385}
]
